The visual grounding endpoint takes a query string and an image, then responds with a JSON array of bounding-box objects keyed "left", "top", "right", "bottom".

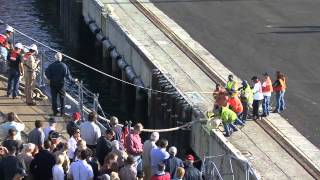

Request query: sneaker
[{"left": 12, "top": 96, "right": 20, "bottom": 99}]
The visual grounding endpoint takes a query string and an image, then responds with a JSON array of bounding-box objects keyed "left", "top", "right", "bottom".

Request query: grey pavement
[{"left": 149, "top": 0, "right": 320, "bottom": 148}]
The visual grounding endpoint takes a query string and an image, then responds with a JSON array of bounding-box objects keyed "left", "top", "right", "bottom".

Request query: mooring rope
[{"left": 0, "top": 20, "right": 215, "bottom": 95}]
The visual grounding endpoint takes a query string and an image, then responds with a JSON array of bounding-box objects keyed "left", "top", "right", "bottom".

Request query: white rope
[{"left": 1, "top": 20, "right": 217, "bottom": 95}]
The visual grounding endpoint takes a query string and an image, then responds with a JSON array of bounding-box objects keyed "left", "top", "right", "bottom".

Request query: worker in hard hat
[
  {"left": 7, "top": 43, "right": 24, "bottom": 99},
  {"left": 0, "top": 25, "right": 14, "bottom": 73},
  {"left": 238, "top": 80, "right": 253, "bottom": 122},
  {"left": 23, "top": 44, "right": 39, "bottom": 105},
  {"left": 225, "top": 75, "right": 238, "bottom": 94},
  {"left": 218, "top": 106, "right": 244, "bottom": 137}
]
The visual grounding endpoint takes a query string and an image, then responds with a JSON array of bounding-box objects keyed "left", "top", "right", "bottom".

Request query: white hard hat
[
  {"left": 29, "top": 44, "right": 38, "bottom": 51},
  {"left": 5, "top": 25, "right": 14, "bottom": 32},
  {"left": 15, "top": 43, "right": 23, "bottom": 49}
]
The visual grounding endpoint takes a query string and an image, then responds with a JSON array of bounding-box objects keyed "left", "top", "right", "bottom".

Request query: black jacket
[
  {"left": 164, "top": 155, "right": 184, "bottom": 179},
  {"left": 95, "top": 136, "right": 113, "bottom": 165},
  {"left": 45, "top": 61, "right": 73, "bottom": 85},
  {"left": 0, "top": 155, "right": 25, "bottom": 180},
  {"left": 30, "top": 149, "right": 56, "bottom": 180},
  {"left": 184, "top": 164, "right": 203, "bottom": 180}
]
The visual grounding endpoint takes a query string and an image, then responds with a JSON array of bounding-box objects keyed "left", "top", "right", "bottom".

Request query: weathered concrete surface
[
  {"left": 0, "top": 79, "right": 68, "bottom": 139},
  {"left": 148, "top": 0, "right": 320, "bottom": 149},
  {"left": 82, "top": 0, "right": 316, "bottom": 179},
  {"left": 134, "top": 0, "right": 320, "bottom": 177}
]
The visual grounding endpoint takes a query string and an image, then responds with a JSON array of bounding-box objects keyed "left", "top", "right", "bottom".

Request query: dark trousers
[
  {"left": 7, "top": 69, "right": 20, "bottom": 97},
  {"left": 242, "top": 101, "right": 249, "bottom": 122},
  {"left": 252, "top": 100, "right": 261, "bottom": 119},
  {"left": 50, "top": 83, "right": 65, "bottom": 115}
]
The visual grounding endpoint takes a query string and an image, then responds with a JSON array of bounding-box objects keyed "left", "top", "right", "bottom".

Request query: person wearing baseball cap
[
  {"left": 184, "top": 154, "right": 203, "bottom": 180},
  {"left": 7, "top": 42, "right": 24, "bottom": 99},
  {"left": 67, "top": 112, "right": 81, "bottom": 137},
  {"left": 44, "top": 117, "right": 58, "bottom": 140}
]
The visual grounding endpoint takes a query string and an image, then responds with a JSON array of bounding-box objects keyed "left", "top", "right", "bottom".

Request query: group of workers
[
  {"left": 0, "top": 25, "right": 40, "bottom": 105},
  {"left": 0, "top": 25, "right": 76, "bottom": 116},
  {"left": 213, "top": 72, "right": 286, "bottom": 137}
]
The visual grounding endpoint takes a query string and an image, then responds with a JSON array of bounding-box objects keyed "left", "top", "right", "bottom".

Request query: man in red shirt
[{"left": 125, "top": 123, "right": 144, "bottom": 178}]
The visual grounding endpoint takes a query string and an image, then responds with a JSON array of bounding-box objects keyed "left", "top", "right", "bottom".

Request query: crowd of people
[
  {"left": 212, "top": 72, "right": 287, "bottom": 136},
  {"left": 0, "top": 111, "right": 204, "bottom": 180},
  {"left": 0, "top": 24, "right": 289, "bottom": 179}
]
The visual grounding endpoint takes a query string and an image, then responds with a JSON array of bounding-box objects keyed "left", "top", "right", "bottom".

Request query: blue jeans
[
  {"left": 275, "top": 91, "right": 285, "bottom": 112},
  {"left": 234, "top": 118, "right": 245, "bottom": 126},
  {"left": 262, "top": 95, "right": 271, "bottom": 116},
  {"left": 7, "top": 69, "right": 20, "bottom": 97},
  {"left": 223, "top": 123, "right": 233, "bottom": 136},
  {"left": 132, "top": 155, "right": 143, "bottom": 177}
]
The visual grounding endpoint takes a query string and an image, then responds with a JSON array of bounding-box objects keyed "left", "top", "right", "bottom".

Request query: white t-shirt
[
  {"left": 80, "top": 121, "right": 101, "bottom": 146},
  {"left": 44, "top": 126, "right": 55, "bottom": 139},
  {"left": 52, "top": 164, "right": 65, "bottom": 180},
  {"left": 253, "top": 82, "right": 264, "bottom": 100},
  {"left": 67, "top": 136, "right": 77, "bottom": 159},
  {"left": 0, "top": 121, "right": 25, "bottom": 140},
  {"left": 69, "top": 160, "right": 94, "bottom": 180}
]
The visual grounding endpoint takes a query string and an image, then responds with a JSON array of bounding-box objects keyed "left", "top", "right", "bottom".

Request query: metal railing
[
  {"left": 202, "top": 154, "right": 259, "bottom": 180},
  {"left": 36, "top": 50, "right": 111, "bottom": 130}
]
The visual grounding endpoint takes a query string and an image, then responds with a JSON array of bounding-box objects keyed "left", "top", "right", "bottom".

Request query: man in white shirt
[
  {"left": 0, "top": 112, "right": 24, "bottom": 140},
  {"left": 52, "top": 154, "right": 65, "bottom": 180},
  {"left": 80, "top": 112, "right": 101, "bottom": 150},
  {"left": 142, "top": 132, "right": 159, "bottom": 180},
  {"left": 68, "top": 149, "right": 94, "bottom": 180},
  {"left": 251, "top": 76, "right": 264, "bottom": 120},
  {"left": 67, "top": 127, "right": 81, "bottom": 160}
]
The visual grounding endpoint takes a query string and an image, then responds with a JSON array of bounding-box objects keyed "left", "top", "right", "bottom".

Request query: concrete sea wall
[{"left": 80, "top": 0, "right": 257, "bottom": 179}]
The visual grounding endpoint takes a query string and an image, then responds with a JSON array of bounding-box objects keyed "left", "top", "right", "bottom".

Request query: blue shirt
[{"left": 150, "top": 147, "right": 170, "bottom": 175}]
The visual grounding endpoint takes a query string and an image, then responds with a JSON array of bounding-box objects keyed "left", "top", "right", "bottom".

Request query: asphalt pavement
[{"left": 150, "top": 0, "right": 320, "bottom": 147}]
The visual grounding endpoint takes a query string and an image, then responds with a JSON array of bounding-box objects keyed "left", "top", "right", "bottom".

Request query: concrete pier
[{"left": 80, "top": 0, "right": 320, "bottom": 179}]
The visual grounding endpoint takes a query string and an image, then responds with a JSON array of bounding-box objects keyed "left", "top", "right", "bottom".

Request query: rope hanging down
[{"left": 0, "top": 20, "right": 214, "bottom": 95}]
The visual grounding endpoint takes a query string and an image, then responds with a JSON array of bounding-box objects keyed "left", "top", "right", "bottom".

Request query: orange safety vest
[
  {"left": 9, "top": 50, "right": 20, "bottom": 62},
  {"left": 0, "top": 34, "right": 9, "bottom": 49},
  {"left": 274, "top": 78, "right": 286, "bottom": 92},
  {"left": 23, "top": 52, "right": 32, "bottom": 61},
  {"left": 228, "top": 96, "right": 243, "bottom": 113},
  {"left": 262, "top": 77, "right": 273, "bottom": 93}
]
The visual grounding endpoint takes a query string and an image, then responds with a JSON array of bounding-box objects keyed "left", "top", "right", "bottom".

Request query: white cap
[
  {"left": 15, "top": 43, "right": 23, "bottom": 49},
  {"left": 29, "top": 44, "right": 38, "bottom": 51},
  {"left": 168, "top": 146, "right": 177, "bottom": 156},
  {"left": 55, "top": 52, "right": 62, "bottom": 61},
  {"left": 5, "top": 25, "right": 14, "bottom": 32},
  {"left": 150, "top": 132, "right": 160, "bottom": 141}
]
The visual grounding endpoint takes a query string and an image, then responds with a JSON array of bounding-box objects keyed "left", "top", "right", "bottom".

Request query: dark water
[{"left": 0, "top": 0, "right": 134, "bottom": 121}]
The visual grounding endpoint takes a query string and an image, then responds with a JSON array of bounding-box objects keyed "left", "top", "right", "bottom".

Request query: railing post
[
  {"left": 93, "top": 93, "right": 99, "bottom": 112},
  {"left": 39, "top": 51, "right": 45, "bottom": 87},
  {"left": 78, "top": 80, "right": 84, "bottom": 122}
]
